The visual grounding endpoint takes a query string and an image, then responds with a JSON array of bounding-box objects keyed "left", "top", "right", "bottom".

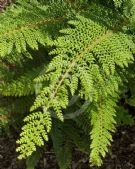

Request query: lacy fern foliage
[{"left": 0, "top": 0, "right": 135, "bottom": 168}]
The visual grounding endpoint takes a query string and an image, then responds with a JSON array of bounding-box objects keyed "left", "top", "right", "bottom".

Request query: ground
[{"left": 0, "top": 125, "right": 135, "bottom": 169}]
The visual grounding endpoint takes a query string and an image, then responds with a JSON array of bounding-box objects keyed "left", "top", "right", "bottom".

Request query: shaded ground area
[{"left": 0, "top": 125, "right": 135, "bottom": 169}]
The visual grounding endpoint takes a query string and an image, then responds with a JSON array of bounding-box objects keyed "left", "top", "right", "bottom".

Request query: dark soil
[{"left": 0, "top": 125, "right": 135, "bottom": 169}]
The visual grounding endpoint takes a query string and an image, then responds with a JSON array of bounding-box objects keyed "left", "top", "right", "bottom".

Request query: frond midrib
[{"left": 42, "top": 30, "right": 113, "bottom": 113}]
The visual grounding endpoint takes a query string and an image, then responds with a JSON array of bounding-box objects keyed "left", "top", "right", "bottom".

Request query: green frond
[
  {"left": 16, "top": 13, "right": 134, "bottom": 161},
  {"left": 70, "top": 74, "right": 79, "bottom": 95},
  {"left": 0, "top": 96, "right": 34, "bottom": 114},
  {"left": 127, "top": 96, "right": 135, "bottom": 107},
  {"left": 32, "top": 15, "right": 134, "bottom": 111},
  {"left": 63, "top": 120, "right": 90, "bottom": 152},
  {"left": 0, "top": 0, "right": 73, "bottom": 58},
  {"left": 122, "top": 0, "right": 135, "bottom": 28},
  {"left": 90, "top": 96, "right": 117, "bottom": 166},
  {"left": 51, "top": 121, "right": 72, "bottom": 169},
  {"left": 1, "top": 51, "right": 33, "bottom": 64},
  {"left": 0, "top": 66, "right": 42, "bottom": 96},
  {"left": 16, "top": 111, "right": 51, "bottom": 159},
  {"left": 113, "top": 0, "right": 123, "bottom": 7},
  {"left": 116, "top": 106, "right": 135, "bottom": 125},
  {"left": 17, "top": 15, "right": 135, "bottom": 160},
  {"left": 74, "top": 112, "right": 90, "bottom": 135}
]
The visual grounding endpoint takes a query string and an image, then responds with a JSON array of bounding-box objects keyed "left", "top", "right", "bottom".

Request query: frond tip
[{"left": 16, "top": 111, "right": 52, "bottom": 159}]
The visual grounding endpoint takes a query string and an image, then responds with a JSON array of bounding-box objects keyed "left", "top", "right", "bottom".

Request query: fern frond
[
  {"left": 0, "top": 0, "right": 73, "bottom": 58},
  {"left": 1, "top": 51, "right": 33, "bottom": 64},
  {"left": 51, "top": 120, "right": 72, "bottom": 169},
  {"left": 0, "top": 96, "right": 34, "bottom": 114},
  {"left": 116, "top": 106, "right": 135, "bottom": 125},
  {"left": 16, "top": 111, "right": 51, "bottom": 159},
  {"left": 17, "top": 14, "right": 135, "bottom": 161},
  {"left": 63, "top": 120, "right": 90, "bottom": 152},
  {"left": 113, "top": 0, "right": 123, "bottom": 7},
  {"left": 0, "top": 66, "right": 43, "bottom": 96},
  {"left": 90, "top": 96, "right": 117, "bottom": 166},
  {"left": 32, "top": 15, "right": 134, "bottom": 111}
]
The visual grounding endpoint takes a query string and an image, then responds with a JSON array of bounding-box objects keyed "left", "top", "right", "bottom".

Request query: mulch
[{"left": 0, "top": 125, "right": 135, "bottom": 169}]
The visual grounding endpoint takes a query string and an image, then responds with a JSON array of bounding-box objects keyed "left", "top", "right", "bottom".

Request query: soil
[{"left": 0, "top": 125, "right": 135, "bottom": 169}]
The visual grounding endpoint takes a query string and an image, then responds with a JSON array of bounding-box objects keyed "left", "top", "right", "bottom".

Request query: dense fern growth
[{"left": 0, "top": 0, "right": 135, "bottom": 168}]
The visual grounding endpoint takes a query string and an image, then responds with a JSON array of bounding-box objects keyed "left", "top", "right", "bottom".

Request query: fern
[
  {"left": 116, "top": 106, "right": 135, "bottom": 125},
  {"left": 0, "top": 0, "right": 135, "bottom": 167},
  {"left": 113, "top": 0, "right": 123, "bottom": 7},
  {"left": 16, "top": 111, "right": 52, "bottom": 159},
  {"left": 51, "top": 120, "right": 72, "bottom": 169},
  {"left": 90, "top": 96, "right": 117, "bottom": 166},
  {"left": 17, "top": 15, "right": 135, "bottom": 165},
  {"left": 0, "top": 65, "right": 45, "bottom": 96},
  {"left": 0, "top": 0, "right": 73, "bottom": 58}
]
